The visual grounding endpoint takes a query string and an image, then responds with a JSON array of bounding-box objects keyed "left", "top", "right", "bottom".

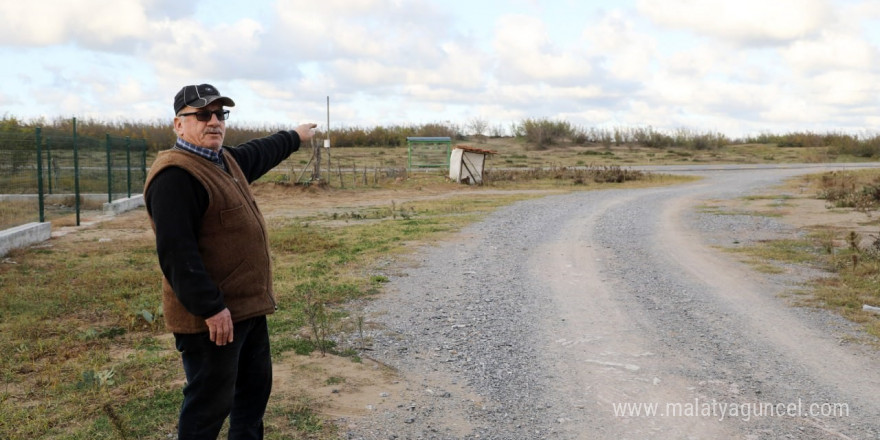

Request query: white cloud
[
  {"left": 841, "top": 1, "right": 880, "bottom": 21},
  {"left": 759, "top": 96, "right": 828, "bottom": 125},
  {"left": 272, "top": 0, "right": 449, "bottom": 60},
  {"left": 0, "top": 0, "right": 878, "bottom": 136},
  {"left": 331, "top": 59, "right": 406, "bottom": 88},
  {"left": 418, "top": 42, "right": 488, "bottom": 90},
  {"left": 493, "top": 14, "right": 593, "bottom": 84},
  {"left": 0, "top": 91, "right": 14, "bottom": 108},
  {"left": 637, "top": 0, "right": 831, "bottom": 45},
  {"left": 268, "top": 0, "right": 491, "bottom": 113},
  {"left": 782, "top": 30, "right": 877, "bottom": 73},
  {"left": 582, "top": 10, "right": 656, "bottom": 81},
  {"left": 0, "top": 0, "right": 150, "bottom": 49},
  {"left": 807, "top": 70, "right": 880, "bottom": 106},
  {"left": 148, "top": 18, "right": 272, "bottom": 81},
  {"left": 662, "top": 44, "right": 725, "bottom": 77}
]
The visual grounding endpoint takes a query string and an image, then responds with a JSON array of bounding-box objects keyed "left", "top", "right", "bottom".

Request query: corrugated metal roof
[{"left": 454, "top": 145, "right": 497, "bottom": 155}]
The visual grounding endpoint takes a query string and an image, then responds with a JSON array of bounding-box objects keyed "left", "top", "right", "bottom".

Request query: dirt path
[
  {"left": 534, "top": 191, "right": 740, "bottom": 438},
  {"left": 531, "top": 166, "right": 880, "bottom": 438},
  {"left": 344, "top": 164, "right": 880, "bottom": 439}
]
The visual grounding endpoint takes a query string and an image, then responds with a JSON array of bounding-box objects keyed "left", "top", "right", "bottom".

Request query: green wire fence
[{"left": 0, "top": 119, "right": 147, "bottom": 230}]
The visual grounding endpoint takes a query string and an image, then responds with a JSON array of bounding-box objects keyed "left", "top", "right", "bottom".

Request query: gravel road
[{"left": 342, "top": 164, "right": 880, "bottom": 439}]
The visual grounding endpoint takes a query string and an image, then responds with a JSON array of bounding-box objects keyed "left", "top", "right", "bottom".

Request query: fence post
[
  {"left": 141, "top": 140, "right": 147, "bottom": 188},
  {"left": 35, "top": 127, "right": 45, "bottom": 223},
  {"left": 125, "top": 136, "right": 132, "bottom": 198},
  {"left": 46, "top": 138, "right": 54, "bottom": 195},
  {"left": 73, "top": 117, "right": 80, "bottom": 226},
  {"left": 106, "top": 133, "right": 113, "bottom": 204}
]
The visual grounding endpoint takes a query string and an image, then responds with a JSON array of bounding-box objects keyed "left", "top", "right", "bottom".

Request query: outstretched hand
[{"left": 295, "top": 123, "right": 319, "bottom": 142}]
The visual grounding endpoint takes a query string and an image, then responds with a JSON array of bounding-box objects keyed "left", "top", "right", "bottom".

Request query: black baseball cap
[{"left": 173, "top": 84, "right": 235, "bottom": 114}]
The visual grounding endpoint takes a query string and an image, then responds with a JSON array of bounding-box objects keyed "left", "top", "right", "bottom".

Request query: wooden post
[{"left": 312, "top": 137, "right": 321, "bottom": 182}]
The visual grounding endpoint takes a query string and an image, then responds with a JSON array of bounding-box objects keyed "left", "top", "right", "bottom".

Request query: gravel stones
[{"left": 341, "top": 165, "right": 880, "bottom": 439}]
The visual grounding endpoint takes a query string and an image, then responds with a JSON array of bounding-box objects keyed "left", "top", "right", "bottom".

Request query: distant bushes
[
  {"left": 0, "top": 115, "right": 465, "bottom": 153},
  {"left": 510, "top": 119, "right": 880, "bottom": 157},
  {"left": 512, "top": 118, "right": 573, "bottom": 149},
  {"left": 511, "top": 118, "right": 730, "bottom": 150},
  {"left": 3, "top": 114, "right": 880, "bottom": 157},
  {"left": 742, "top": 131, "right": 880, "bottom": 157},
  {"left": 321, "top": 123, "right": 460, "bottom": 148}
]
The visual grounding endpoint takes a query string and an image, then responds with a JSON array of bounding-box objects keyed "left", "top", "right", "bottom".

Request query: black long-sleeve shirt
[{"left": 145, "top": 131, "right": 301, "bottom": 319}]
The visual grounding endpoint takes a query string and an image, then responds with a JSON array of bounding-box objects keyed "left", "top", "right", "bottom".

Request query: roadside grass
[
  {"left": 0, "top": 169, "right": 690, "bottom": 439},
  {"left": 696, "top": 204, "right": 784, "bottom": 218},
  {"left": 0, "top": 200, "right": 39, "bottom": 230},
  {"left": 0, "top": 219, "right": 177, "bottom": 439},
  {"left": 729, "top": 238, "right": 824, "bottom": 272},
  {"left": 740, "top": 194, "right": 796, "bottom": 209},
  {"left": 734, "top": 230, "right": 880, "bottom": 339},
  {"left": 723, "top": 169, "right": 880, "bottom": 340}
]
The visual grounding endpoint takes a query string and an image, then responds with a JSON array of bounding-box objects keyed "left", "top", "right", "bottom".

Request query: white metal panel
[
  {"left": 461, "top": 151, "right": 486, "bottom": 184},
  {"left": 449, "top": 148, "right": 464, "bottom": 182}
]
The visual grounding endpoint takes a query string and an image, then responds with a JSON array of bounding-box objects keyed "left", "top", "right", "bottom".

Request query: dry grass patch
[{"left": 714, "top": 169, "right": 880, "bottom": 341}]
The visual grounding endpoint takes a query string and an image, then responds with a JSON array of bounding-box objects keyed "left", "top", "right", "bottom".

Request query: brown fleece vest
[{"left": 144, "top": 150, "right": 275, "bottom": 333}]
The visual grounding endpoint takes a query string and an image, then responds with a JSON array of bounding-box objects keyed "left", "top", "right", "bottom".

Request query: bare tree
[
  {"left": 467, "top": 117, "right": 489, "bottom": 144},
  {"left": 490, "top": 124, "right": 507, "bottom": 138}
]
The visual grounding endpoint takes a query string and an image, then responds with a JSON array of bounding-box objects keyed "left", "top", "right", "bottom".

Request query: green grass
[
  {"left": 0, "top": 220, "right": 175, "bottom": 439},
  {"left": 696, "top": 204, "right": 783, "bottom": 218},
  {"left": 730, "top": 238, "right": 824, "bottom": 267}
]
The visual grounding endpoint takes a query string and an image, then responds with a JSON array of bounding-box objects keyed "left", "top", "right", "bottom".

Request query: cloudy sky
[{"left": 1, "top": 0, "right": 879, "bottom": 138}]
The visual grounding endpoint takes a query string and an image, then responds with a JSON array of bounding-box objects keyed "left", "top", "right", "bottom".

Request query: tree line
[{"left": 2, "top": 114, "right": 880, "bottom": 158}]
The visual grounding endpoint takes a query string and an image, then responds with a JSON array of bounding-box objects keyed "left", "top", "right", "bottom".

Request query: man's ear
[{"left": 173, "top": 117, "right": 183, "bottom": 136}]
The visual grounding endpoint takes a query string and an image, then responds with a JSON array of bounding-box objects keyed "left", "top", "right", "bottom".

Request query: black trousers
[{"left": 174, "top": 315, "right": 272, "bottom": 440}]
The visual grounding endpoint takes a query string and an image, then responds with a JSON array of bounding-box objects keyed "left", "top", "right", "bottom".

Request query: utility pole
[
  {"left": 311, "top": 96, "right": 332, "bottom": 182},
  {"left": 325, "top": 96, "right": 331, "bottom": 177}
]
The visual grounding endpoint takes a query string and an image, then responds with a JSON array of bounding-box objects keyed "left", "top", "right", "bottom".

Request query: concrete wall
[
  {"left": 103, "top": 194, "right": 144, "bottom": 216},
  {"left": 0, "top": 195, "right": 143, "bottom": 257},
  {"left": 0, "top": 222, "right": 51, "bottom": 257}
]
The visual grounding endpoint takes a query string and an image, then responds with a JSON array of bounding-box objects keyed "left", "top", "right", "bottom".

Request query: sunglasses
[{"left": 178, "top": 109, "right": 230, "bottom": 122}]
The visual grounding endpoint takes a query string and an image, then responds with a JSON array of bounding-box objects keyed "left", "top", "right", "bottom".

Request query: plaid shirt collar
[{"left": 174, "top": 137, "right": 225, "bottom": 168}]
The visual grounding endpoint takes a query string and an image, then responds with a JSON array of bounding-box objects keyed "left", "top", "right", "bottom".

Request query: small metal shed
[{"left": 449, "top": 145, "right": 497, "bottom": 185}]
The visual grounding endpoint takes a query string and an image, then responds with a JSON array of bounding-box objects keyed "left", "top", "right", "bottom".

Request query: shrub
[{"left": 514, "top": 118, "right": 573, "bottom": 149}]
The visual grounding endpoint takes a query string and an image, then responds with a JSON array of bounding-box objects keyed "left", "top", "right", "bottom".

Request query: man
[{"left": 144, "top": 83, "right": 316, "bottom": 439}]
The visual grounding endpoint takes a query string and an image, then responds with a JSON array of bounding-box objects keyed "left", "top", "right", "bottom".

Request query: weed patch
[{"left": 725, "top": 170, "right": 880, "bottom": 340}]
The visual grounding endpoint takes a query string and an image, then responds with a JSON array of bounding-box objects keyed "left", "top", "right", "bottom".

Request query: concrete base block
[
  {"left": 0, "top": 222, "right": 51, "bottom": 257},
  {"left": 103, "top": 195, "right": 144, "bottom": 215}
]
